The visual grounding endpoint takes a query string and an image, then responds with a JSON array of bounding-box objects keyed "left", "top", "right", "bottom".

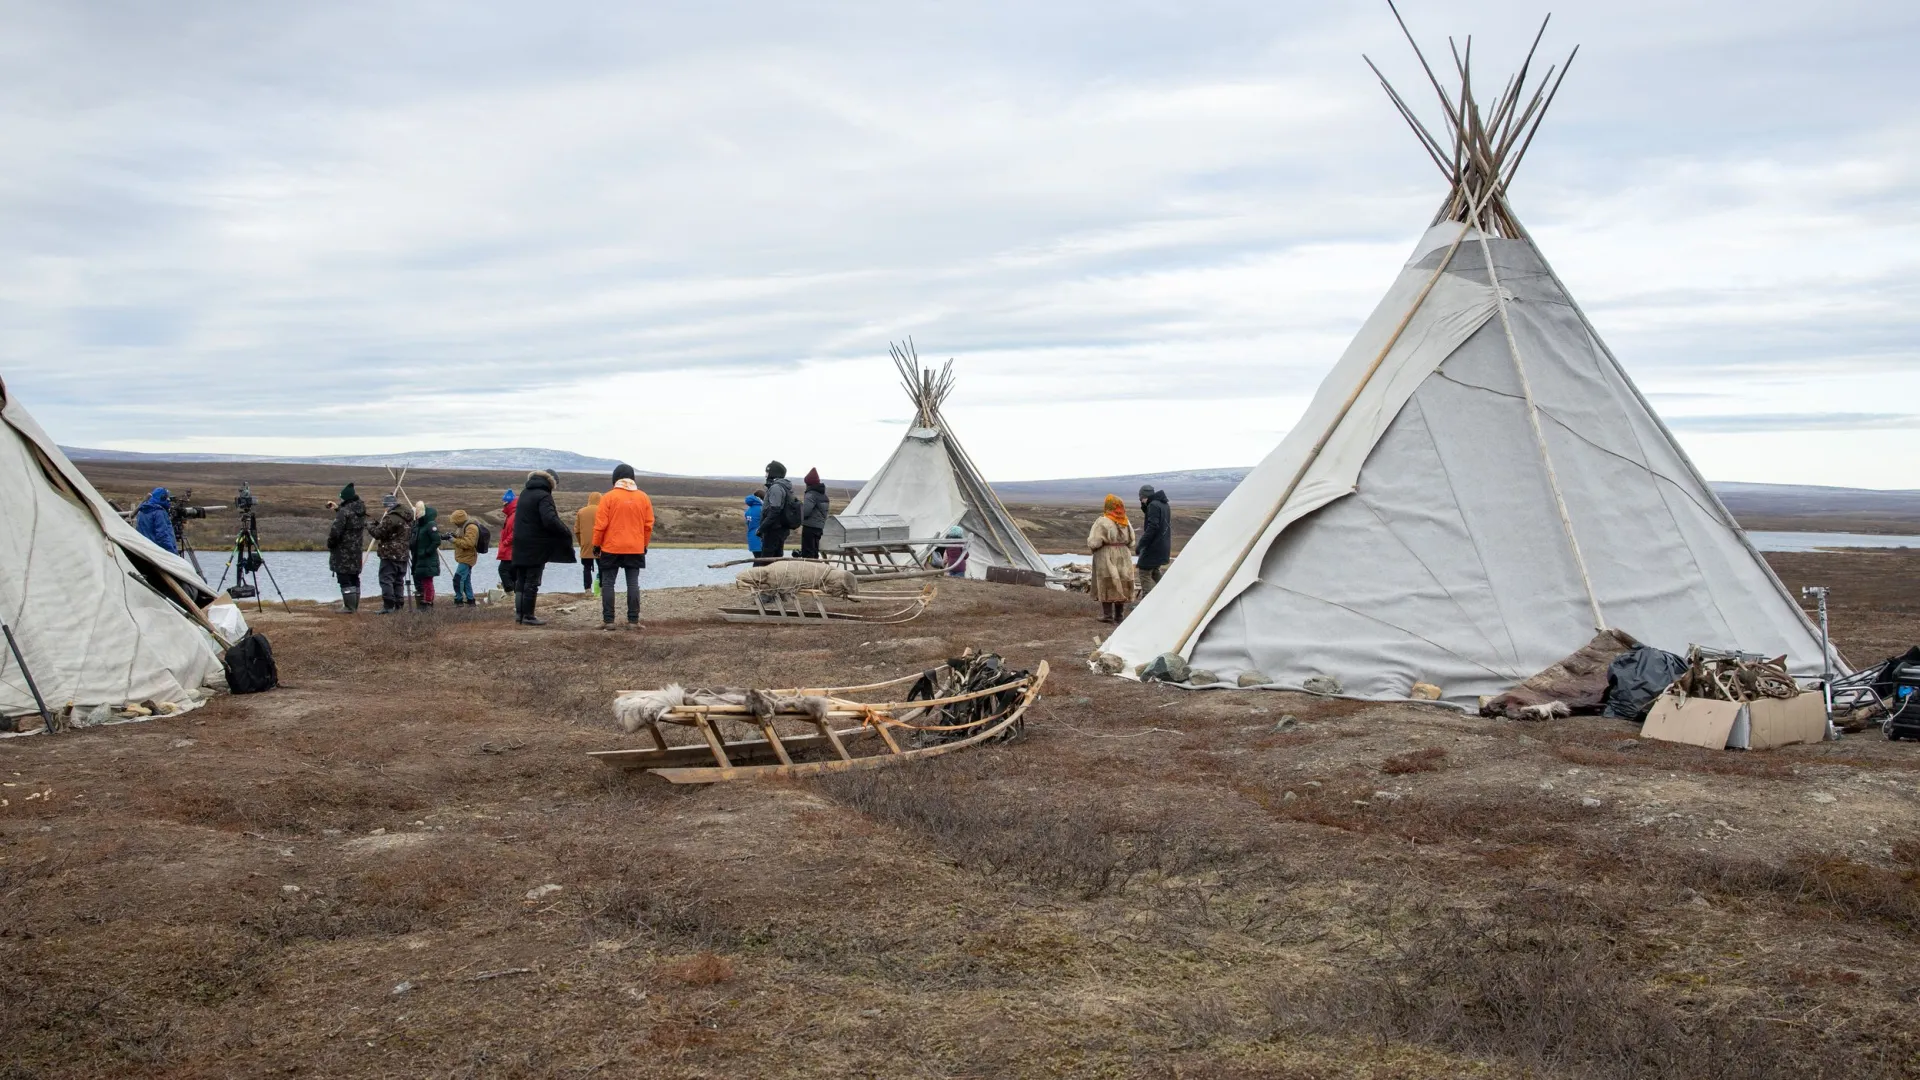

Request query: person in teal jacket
[{"left": 410, "top": 504, "right": 441, "bottom": 608}]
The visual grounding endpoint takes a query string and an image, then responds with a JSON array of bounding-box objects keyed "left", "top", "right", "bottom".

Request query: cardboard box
[
  {"left": 1641, "top": 692, "right": 1743, "bottom": 749},
  {"left": 1641, "top": 690, "right": 1827, "bottom": 751},
  {"left": 1731, "top": 691, "right": 1828, "bottom": 750}
]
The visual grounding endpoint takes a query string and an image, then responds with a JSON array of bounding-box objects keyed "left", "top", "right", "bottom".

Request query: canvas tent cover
[
  {"left": 844, "top": 425, "right": 1051, "bottom": 581},
  {"left": 1100, "top": 224, "right": 1839, "bottom": 705},
  {"left": 0, "top": 379, "right": 224, "bottom": 716}
]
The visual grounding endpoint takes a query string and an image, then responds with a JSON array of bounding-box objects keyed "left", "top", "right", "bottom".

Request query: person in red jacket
[
  {"left": 592, "top": 463, "right": 656, "bottom": 629},
  {"left": 495, "top": 489, "right": 518, "bottom": 596}
]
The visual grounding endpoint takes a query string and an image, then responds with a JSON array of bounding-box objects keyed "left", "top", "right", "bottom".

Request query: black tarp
[{"left": 1601, "top": 645, "right": 1689, "bottom": 720}]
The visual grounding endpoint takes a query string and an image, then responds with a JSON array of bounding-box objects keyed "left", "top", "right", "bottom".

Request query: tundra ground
[{"left": 2, "top": 550, "right": 1918, "bottom": 1078}]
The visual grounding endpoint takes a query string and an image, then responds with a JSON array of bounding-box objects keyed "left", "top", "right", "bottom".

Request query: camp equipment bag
[{"left": 223, "top": 631, "right": 279, "bottom": 695}]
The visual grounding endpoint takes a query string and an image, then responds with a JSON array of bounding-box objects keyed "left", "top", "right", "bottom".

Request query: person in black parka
[
  {"left": 509, "top": 470, "right": 576, "bottom": 625},
  {"left": 756, "top": 460, "right": 795, "bottom": 565},
  {"left": 1135, "top": 485, "right": 1173, "bottom": 596},
  {"left": 799, "top": 467, "right": 830, "bottom": 559}
]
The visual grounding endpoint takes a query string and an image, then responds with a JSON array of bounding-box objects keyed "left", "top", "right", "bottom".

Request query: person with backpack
[
  {"left": 756, "top": 461, "right": 797, "bottom": 565},
  {"left": 509, "top": 470, "right": 576, "bottom": 626},
  {"left": 410, "top": 503, "right": 441, "bottom": 609},
  {"left": 369, "top": 495, "right": 415, "bottom": 614},
  {"left": 743, "top": 490, "right": 764, "bottom": 559},
  {"left": 1135, "top": 485, "right": 1173, "bottom": 597},
  {"left": 447, "top": 508, "right": 481, "bottom": 605},
  {"left": 592, "top": 463, "right": 655, "bottom": 629},
  {"left": 495, "top": 489, "right": 518, "bottom": 596},
  {"left": 574, "top": 491, "right": 602, "bottom": 592},
  {"left": 799, "top": 468, "right": 830, "bottom": 559},
  {"left": 325, "top": 483, "right": 368, "bottom": 613}
]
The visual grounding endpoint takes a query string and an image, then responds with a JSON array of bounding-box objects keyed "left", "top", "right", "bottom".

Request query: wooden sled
[
  {"left": 719, "top": 583, "right": 935, "bottom": 625},
  {"left": 589, "top": 660, "right": 1048, "bottom": 784}
]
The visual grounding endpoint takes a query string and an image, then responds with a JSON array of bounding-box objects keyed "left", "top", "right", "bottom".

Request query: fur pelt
[
  {"left": 733, "top": 561, "right": 857, "bottom": 598},
  {"left": 613, "top": 684, "right": 684, "bottom": 732}
]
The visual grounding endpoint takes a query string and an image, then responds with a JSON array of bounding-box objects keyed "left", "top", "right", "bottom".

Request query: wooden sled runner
[
  {"left": 590, "top": 657, "right": 1048, "bottom": 784},
  {"left": 719, "top": 583, "right": 936, "bottom": 625}
]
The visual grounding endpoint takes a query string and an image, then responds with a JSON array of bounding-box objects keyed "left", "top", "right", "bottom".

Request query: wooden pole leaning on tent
[
  {"left": 1, "top": 619, "right": 56, "bottom": 734},
  {"left": 1170, "top": 9, "right": 1575, "bottom": 656}
]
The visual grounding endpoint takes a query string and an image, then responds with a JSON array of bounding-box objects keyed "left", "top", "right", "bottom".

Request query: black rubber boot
[{"left": 341, "top": 588, "right": 359, "bottom": 613}]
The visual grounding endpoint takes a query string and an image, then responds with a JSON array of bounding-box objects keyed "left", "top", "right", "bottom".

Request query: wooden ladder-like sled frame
[{"left": 589, "top": 661, "right": 1047, "bottom": 783}]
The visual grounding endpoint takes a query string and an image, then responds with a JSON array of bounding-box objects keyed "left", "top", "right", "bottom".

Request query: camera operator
[{"left": 134, "top": 488, "right": 179, "bottom": 554}]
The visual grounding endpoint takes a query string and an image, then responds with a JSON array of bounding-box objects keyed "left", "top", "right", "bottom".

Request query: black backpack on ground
[
  {"left": 223, "top": 632, "right": 279, "bottom": 695},
  {"left": 474, "top": 522, "right": 491, "bottom": 554}
]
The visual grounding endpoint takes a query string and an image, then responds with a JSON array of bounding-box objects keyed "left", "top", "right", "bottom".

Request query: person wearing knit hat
[
  {"left": 324, "top": 483, "right": 369, "bottom": 613},
  {"left": 496, "top": 489, "right": 519, "bottom": 596},
  {"left": 755, "top": 461, "right": 795, "bottom": 565},
  {"left": 592, "top": 463, "right": 655, "bottom": 628},
  {"left": 798, "top": 467, "right": 830, "bottom": 559}
]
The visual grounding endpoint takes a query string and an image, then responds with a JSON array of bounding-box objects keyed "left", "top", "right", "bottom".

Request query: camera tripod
[{"left": 215, "top": 484, "right": 289, "bottom": 611}]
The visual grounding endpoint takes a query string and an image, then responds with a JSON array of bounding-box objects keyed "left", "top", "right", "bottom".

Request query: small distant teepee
[
  {"left": 841, "top": 340, "right": 1051, "bottom": 580},
  {"left": 1100, "top": 10, "right": 1840, "bottom": 702}
]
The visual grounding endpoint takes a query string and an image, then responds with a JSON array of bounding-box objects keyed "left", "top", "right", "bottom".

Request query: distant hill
[
  {"left": 993, "top": 469, "right": 1251, "bottom": 505},
  {"left": 62, "top": 445, "right": 637, "bottom": 474},
  {"left": 54, "top": 444, "right": 1920, "bottom": 526}
]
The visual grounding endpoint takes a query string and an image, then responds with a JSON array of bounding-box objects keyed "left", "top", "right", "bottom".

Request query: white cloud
[{"left": 3, "top": 0, "right": 1918, "bottom": 487}]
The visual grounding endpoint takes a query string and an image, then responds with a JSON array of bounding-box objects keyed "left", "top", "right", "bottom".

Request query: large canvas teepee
[
  {"left": 1102, "top": 18, "right": 1839, "bottom": 704},
  {"left": 0, "top": 376, "right": 225, "bottom": 717},
  {"left": 841, "top": 341, "right": 1051, "bottom": 580}
]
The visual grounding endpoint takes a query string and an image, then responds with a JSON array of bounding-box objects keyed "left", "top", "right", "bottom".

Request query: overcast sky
[{"left": 2, "top": 1, "right": 1916, "bottom": 486}]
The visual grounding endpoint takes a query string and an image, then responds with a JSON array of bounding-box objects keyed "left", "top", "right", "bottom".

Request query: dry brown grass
[
  {"left": 1379, "top": 746, "right": 1448, "bottom": 774},
  {"left": 2, "top": 554, "right": 1917, "bottom": 1077}
]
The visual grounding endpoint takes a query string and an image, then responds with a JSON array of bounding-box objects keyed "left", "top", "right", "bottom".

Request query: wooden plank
[
  {"left": 872, "top": 722, "right": 904, "bottom": 755},
  {"left": 694, "top": 715, "right": 732, "bottom": 769},
  {"left": 758, "top": 721, "right": 795, "bottom": 766},
  {"left": 588, "top": 728, "right": 875, "bottom": 770},
  {"left": 645, "top": 718, "right": 670, "bottom": 753},
  {"left": 816, "top": 718, "right": 853, "bottom": 761}
]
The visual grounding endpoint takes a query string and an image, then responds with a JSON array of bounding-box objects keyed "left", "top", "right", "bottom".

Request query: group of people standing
[
  {"left": 306, "top": 463, "right": 1175, "bottom": 627},
  {"left": 1087, "top": 484, "right": 1173, "bottom": 623},
  {"left": 745, "top": 461, "right": 830, "bottom": 563},
  {"left": 321, "top": 465, "right": 656, "bottom": 628},
  {"left": 324, "top": 483, "right": 483, "bottom": 614}
]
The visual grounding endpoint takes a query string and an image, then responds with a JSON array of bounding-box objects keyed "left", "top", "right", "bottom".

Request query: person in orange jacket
[
  {"left": 573, "top": 491, "right": 602, "bottom": 592},
  {"left": 591, "top": 463, "right": 655, "bottom": 629}
]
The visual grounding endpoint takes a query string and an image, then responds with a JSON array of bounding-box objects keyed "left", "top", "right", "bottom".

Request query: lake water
[
  {"left": 1744, "top": 531, "right": 1920, "bottom": 552},
  {"left": 205, "top": 548, "right": 759, "bottom": 601},
  {"left": 203, "top": 536, "right": 1908, "bottom": 601}
]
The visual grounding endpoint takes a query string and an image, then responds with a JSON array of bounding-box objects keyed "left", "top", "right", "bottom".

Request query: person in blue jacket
[
  {"left": 744, "top": 490, "right": 764, "bottom": 557},
  {"left": 134, "top": 488, "right": 178, "bottom": 554}
]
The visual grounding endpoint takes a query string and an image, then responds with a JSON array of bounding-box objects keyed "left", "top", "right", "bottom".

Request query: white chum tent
[
  {"left": 1101, "top": 25, "right": 1839, "bottom": 705},
  {"left": 841, "top": 341, "right": 1052, "bottom": 580},
  {"left": 0, "top": 376, "right": 226, "bottom": 718}
]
